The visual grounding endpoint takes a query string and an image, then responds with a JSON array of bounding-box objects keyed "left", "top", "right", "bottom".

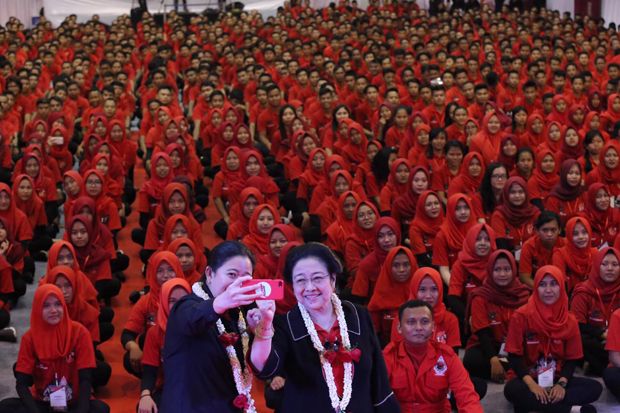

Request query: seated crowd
[{"left": 0, "top": 0, "right": 620, "bottom": 412}]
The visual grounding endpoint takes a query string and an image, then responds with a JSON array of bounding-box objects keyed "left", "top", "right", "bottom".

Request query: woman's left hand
[
  {"left": 247, "top": 300, "right": 276, "bottom": 332},
  {"left": 547, "top": 383, "right": 566, "bottom": 403}
]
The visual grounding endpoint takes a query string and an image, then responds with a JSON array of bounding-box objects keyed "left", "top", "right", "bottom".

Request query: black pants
[
  {"left": 123, "top": 334, "right": 146, "bottom": 379},
  {"left": 0, "top": 308, "right": 9, "bottom": 329},
  {"left": 463, "top": 345, "right": 509, "bottom": 381},
  {"left": 214, "top": 219, "right": 228, "bottom": 240},
  {"left": 99, "top": 322, "right": 114, "bottom": 343},
  {"left": 94, "top": 360, "right": 111, "bottom": 388},
  {"left": 99, "top": 306, "right": 114, "bottom": 323},
  {"left": 0, "top": 398, "right": 109, "bottom": 413},
  {"left": 581, "top": 333, "right": 608, "bottom": 376},
  {"left": 603, "top": 366, "right": 620, "bottom": 400},
  {"left": 111, "top": 252, "right": 130, "bottom": 273},
  {"left": 504, "top": 376, "right": 602, "bottom": 413},
  {"left": 95, "top": 278, "right": 121, "bottom": 301},
  {"left": 446, "top": 294, "right": 466, "bottom": 346}
]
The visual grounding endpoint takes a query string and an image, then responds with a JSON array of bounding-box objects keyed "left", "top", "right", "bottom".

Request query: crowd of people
[{"left": 0, "top": 0, "right": 619, "bottom": 411}]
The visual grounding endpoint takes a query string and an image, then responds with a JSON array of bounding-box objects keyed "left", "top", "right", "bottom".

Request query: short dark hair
[
  {"left": 208, "top": 241, "right": 255, "bottom": 273},
  {"left": 534, "top": 211, "right": 561, "bottom": 230},
  {"left": 283, "top": 242, "right": 342, "bottom": 284},
  {"left": 398, "top": 299, "right": 433, "bottom": 321}
]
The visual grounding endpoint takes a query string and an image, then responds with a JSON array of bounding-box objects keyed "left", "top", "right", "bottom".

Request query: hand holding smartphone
[{"left": 242, "top": 279, "right": 284, "bottom": 300}]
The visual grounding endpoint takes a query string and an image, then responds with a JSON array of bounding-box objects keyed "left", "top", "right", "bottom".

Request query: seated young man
[{"left": 383, "top": 299, "right": 483, "bottom": 413}]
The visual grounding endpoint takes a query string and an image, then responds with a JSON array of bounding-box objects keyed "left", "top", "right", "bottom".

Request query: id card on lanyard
[
  {"left": 49, "top": 374, "right": 68, "bottom": 412},
  {"left": 536, "top": 356, "right": 556, "bottom": 389}
]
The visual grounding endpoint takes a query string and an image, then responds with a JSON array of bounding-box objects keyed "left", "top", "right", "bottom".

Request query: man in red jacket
[{"left": 383, "top": 300, "right": 483, "bottom": 413}]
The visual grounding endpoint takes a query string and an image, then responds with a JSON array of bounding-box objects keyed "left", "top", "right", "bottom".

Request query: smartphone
[{"left": 243, "top": 279, "right": 284, "bottom": 300}]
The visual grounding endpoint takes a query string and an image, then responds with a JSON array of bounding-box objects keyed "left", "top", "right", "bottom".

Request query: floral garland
[
  {"left": 192, "top": 282, "right": 257, "bottom": 413},
  {"left": 297, "top": 293, "right": 355, "bottom": 413}
]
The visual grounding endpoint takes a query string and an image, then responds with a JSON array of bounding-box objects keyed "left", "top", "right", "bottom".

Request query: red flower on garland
[
  {"left": 233, "top": 394, "right": 249, "bottom": 409},
  {"left": 323, "top": 347, "right": 362, "bottom": 364},
  {"left": 219, "top": 332, "right": 240, "bottom": 346}
]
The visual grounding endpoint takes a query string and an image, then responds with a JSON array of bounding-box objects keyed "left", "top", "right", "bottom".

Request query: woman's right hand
[
  {"left": 490, "top": 357, "right": 506, "bottom": 383},
  {"left": 526, "top": 380, "right": 549, "bottom": 404},
  {"left": 138, "top": 394, "right": 158, "bottom": 413},
  {"left": 129, "top": 345, "right": 143, "bottom": 373},
  {"left": 270, "top": 376, "right": 286, "bottom": 391},
  {"left": 213, "top": 276, "right": 264, "bottom": 314}
]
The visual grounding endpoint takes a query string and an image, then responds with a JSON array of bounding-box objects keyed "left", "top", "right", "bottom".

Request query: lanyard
[{"left": 595, "top": 288, "right": 618, "bottom": 329}]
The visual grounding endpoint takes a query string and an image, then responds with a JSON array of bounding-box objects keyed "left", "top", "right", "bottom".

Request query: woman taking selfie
[{"left": 249, "top": 242, "right": 399, "bottom": 413}]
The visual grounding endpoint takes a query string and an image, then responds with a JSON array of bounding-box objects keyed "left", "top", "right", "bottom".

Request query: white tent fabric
[
  {"left": 602, "top": 0, "right": 620, "bottom": 27},
  {"left": 0, "top": 0, "right": 43, "bottom": 28}
]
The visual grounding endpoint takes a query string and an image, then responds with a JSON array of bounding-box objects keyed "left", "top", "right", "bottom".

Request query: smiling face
[
  {"left": 206, "top": 255, "right": 254, "bottom": 298},
  {"left": 357, "top": 204, "right": 377, "bottom": 230},
  {"left": 537, "top": 274, "right": 561, "bottom": 305},
  {"left": 571, "top": 221, "right": 590, "bottom": 249},
  {"left": 507, "top": 182, "right": 526, "bottom": 206},
  {"left": 168, "top": 191, "right": 186, "bottom": 214},
  {"left": 474, "top": 229, "right": 492, "bottom": 256},
  {"left": 269, "top": 229, "right": 287, "bottom": 257},
  {"left": 42, "top": 294, "right": 64, "bottom": 325},
  {"left": 605, "top": 147, "right": 620, "bottom": 169},
  {"left": 291, "top": 257, "right": 336, "bottom": 313},
  {"left": 411, "top": 170, "right": 429, "bottom": 194},
  {"left": 492, "top": 256, "right": 513, "bottom": 287},
  {"left": 256, "top": 208, "right": 275, "bottom": 234},
  {"left": 377, "top": 225, "right": 398, "bottom": 251},
  {"left": 417, "top": 276, "right": 439, "bottom": 307},
  {"left": 600, "top": 252, "right": 620, "bottom": 283}
]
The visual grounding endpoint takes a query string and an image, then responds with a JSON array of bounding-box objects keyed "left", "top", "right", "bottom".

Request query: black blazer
[{"left": 256, "top": 300, "right": 400, "bottom": 413}]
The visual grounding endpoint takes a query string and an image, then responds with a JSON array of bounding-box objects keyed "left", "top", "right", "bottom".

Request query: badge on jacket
[{"left": 434, "top": 355, "right": 447, "bottom": 376}]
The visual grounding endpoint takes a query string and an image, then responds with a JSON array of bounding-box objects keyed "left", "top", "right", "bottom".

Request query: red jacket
[{"left": 384, "top": 340, "right": 482, "bottom": 413}]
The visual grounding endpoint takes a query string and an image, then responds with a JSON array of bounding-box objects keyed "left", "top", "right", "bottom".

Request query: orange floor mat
[{"left": 96, "top": 159, "right": 269, "bottom": 412}]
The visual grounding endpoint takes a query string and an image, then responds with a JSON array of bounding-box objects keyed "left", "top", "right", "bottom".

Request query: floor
[{"left": 0, "top": 167, "right": 618, "bottom": 412}]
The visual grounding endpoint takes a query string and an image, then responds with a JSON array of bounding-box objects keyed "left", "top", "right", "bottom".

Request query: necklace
[
  {"left": 298, "top": 293, "right": 355, "bottom": 412},
  {"left": 192, "top": 282, "right": 257, "bottom": 412}
]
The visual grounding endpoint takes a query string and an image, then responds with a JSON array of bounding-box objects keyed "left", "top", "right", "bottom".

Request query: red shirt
[
  {"left": 16, "top": 323, "right": 95, "bottom": 401},
  {"left": 605, "top": 309, "right": 620, "bottom": 352},
  {"left": 505, "top": 310, "right": 583, "bottom": 377},
  {"left": 570, "top": 289, "right": 620, "bottom": 330},
  {"left": 384, "top": 340, "right": 482, "bottom": 413},
  {"left": 431, "top": 231, "right": 459, "bottom": 268},
  {"left": 124, "top": 294, "right": 156, "bottom": 335},
  {"left": 519, "top": 235, "right": 564, "bottom": 278},
  {"left": 489, "top": 210, "right": 538, "bottom": 249},
  {"left": 467, "top": 297, "right": 515, "bottom": 349}
]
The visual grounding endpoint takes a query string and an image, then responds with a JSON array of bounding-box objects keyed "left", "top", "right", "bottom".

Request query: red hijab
[
  {"left": 440, "top": 193, "right": 476, "bottom": 251},
  {"left": 233, "top": 124, "right": 253, "bottom": 150},
  {"left": 143, "top": 152, "right": 174, "bottom": 200},
  {"left": 368, "top": 246, "right": 418, "bottom": 312},
  {"left": 156, "top": 278, "right": 191, "bottom": 334},
  {"left": 469, "top": 250, "right": 530, "bottom": 309},
  {"left": 557, "top": 216, "right": 595, "bottom": 276},
  {"left": 299, "top": 148, "right": 328, "bottom": 188},
  {"left": 560, "top": 127, "right": 584, "bottom": 161},
  {"left": 240, "top": 150, "right": 280, "bottom": 195},
  {"left": 146, "top": 251, "right": 184, "bottom": 315},
  {"left": 152, "top": 183, "right": 192, "bottom": 236},
  {"left": 348, "top": 200, "right": 380, "bottom": 251},
  {"left": 410, "top": 190, "right": 445, "bottom": 238},
  {"left": 391, "top": 166, "right": 430, "bottom": 221},
  {"left": 68, "top": 196, "right": 114, "bottom": 248},
  {"left": 29, "top": 284, "right": 76, "bottom": 360},
  {"left": 455, "top": 223, "right": 497, "bottom": 282},
  {"left": 45, "top": 266, "right": 98, "bottom": 327},
  {"left": 168, "top": 237, "right": 205, "bottom": 284},
  {"left": 584, "top": 183, "right": 613, "bottom": 237},
  {"left": 344, "top": 122, "right": 368, "bottom": 165},
  {"left": 221, "top": 146, "right": 244, "bottom": 191},
  {"left": 530, "top": 149, "right": 559, "bottom": 194},
  {"left": 275, "top": 241, "right": 302, "bottom": 314},
  {"left": 516, "top": 265, "right": 577, "bottom": 340},
  {"left": 549, "top": 159, "right": 583, "bottom": 201},
  {"left": 408, "top": 267, "right": 448, "bottom": 325},
  {"left": 495, "top": 176, "right": 538, "bottom": 226},
  {"left": 598, "top": 140, "right": 620, "bottom": 186},
  {"left": 12, "top": 174, "right": 45, "bottom": 223},
  {"left": 574, "top": 247, "right": 620, "bottom": 307},
  {"left": 66, "top": 214, "right": 111, "bottom": 275},
  {"left": 242, "top": 204, "right": 282, "bottom": 256},
  {"left": 543, "top": 121, "right": 563, "bottom": 153},
  {"left": 450, "top": 151, "right": 485, "bottom": 195}
]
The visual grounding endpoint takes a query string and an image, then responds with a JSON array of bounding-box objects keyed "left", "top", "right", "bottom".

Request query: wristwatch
[{"left": 556, "top": 380, "right": 567, "bottom": 388}]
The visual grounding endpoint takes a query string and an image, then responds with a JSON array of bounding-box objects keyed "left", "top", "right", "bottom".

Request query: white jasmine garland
[
  {"left": 192, "top": 282, "right": 257, "bottom": 413},
  {"left": 297, "top": 293, "right": 354, "bottom": 413}
]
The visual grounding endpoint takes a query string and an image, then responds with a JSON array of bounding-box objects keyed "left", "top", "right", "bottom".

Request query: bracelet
[
  {"left": 140, "top": 393, "right": 152, "bottom": 398},
  {"left": 255, "top": 325, "right": 274, "bottom": 340}
]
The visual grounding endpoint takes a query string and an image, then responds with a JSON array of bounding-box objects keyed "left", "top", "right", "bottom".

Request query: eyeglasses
[
  {"left": 491, "top": 174, "right": 507, "bottom": 180},
  {"left": 292, "top": 274, "right": 330, "bottom": 288}
]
